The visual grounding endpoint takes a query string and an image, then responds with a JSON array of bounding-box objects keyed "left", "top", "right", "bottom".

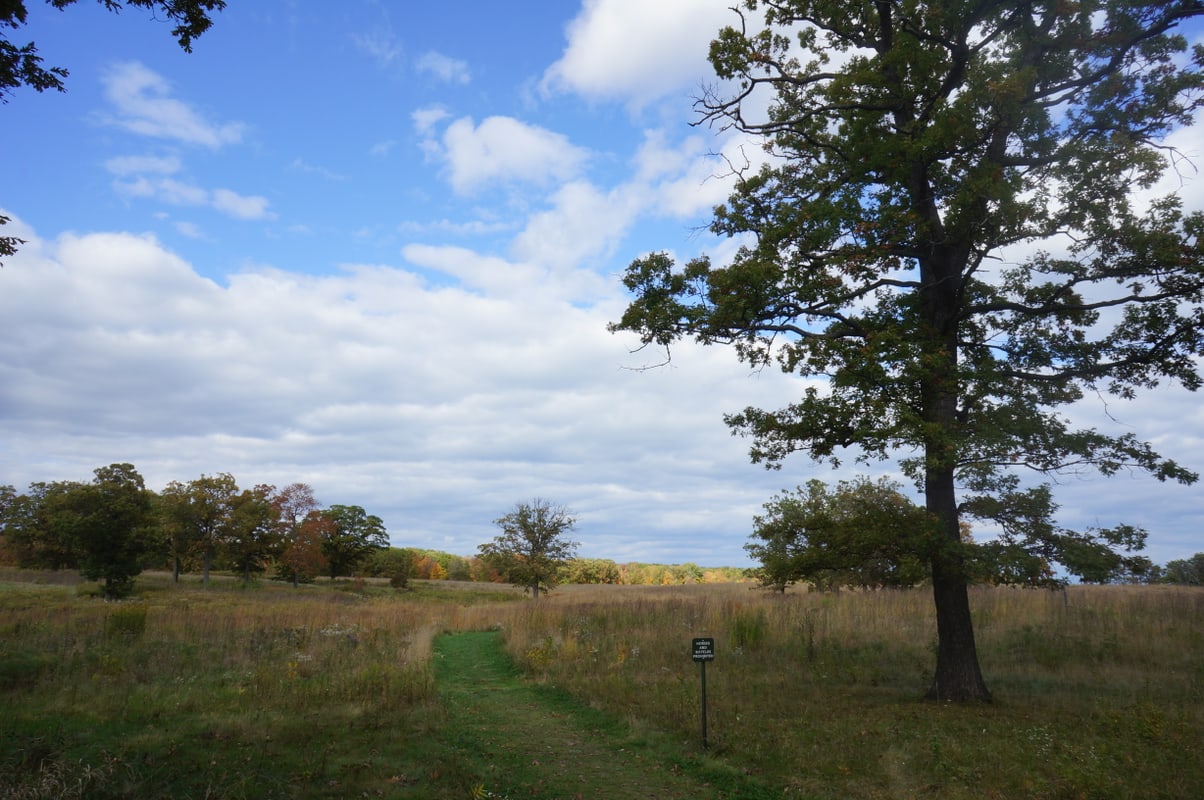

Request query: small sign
[{"left": 692, "top": 637, "right": 715, "bottom": 662}]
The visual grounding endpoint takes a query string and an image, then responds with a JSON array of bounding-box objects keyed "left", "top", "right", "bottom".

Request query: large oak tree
[{"left": 612, "top": 0, "right": 1204, "bottom": 701}]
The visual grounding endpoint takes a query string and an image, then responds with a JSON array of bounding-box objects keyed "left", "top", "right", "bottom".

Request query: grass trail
[{"left": 433, "top": 631, "right": 772, "bottom": 800}]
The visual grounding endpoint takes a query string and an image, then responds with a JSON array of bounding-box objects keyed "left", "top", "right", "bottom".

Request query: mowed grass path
[{"left": 433, "top": 631, "right": 772, "bottom": 800}]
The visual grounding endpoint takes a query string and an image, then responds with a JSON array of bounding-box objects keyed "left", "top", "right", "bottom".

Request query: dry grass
[
  {"left": 491, "top": 582, "right": 1204, "bottom": 799},
  {"left": 2, "top": 571, "right": 1200, "bottom": 799}
]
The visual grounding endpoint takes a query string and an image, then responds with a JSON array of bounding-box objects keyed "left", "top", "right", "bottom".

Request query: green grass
[
  {"left": 432, "top": 630, "right": 774, "bottom": 799},
  {"left": 0, "top": 572, "right": 456, "bottom": 799},
  {"left": 497, "top": 584, "right": 1204, "bottom": 799},
  {"left": 0, "top": 571, "right": 1201, "bottom": 799}
]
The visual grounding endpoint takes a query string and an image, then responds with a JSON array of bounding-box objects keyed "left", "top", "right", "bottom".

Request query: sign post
[{"left": 691, "top": 637, "right": 715, "bottom": 749}]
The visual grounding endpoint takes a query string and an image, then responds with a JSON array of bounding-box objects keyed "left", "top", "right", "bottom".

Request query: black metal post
[{"left": 700, "top": 659, "right": 708, "bottom": 750}]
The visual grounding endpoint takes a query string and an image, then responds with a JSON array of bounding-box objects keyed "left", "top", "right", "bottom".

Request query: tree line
[
  {"left": 395, "top": 548, "right": 742, "bottom": 586},
  {"left": 0, "top": 469, "right": 752, "bottom": 599},
  {"left": 0, "top": 464, "right": 387, "bottom": 597}
]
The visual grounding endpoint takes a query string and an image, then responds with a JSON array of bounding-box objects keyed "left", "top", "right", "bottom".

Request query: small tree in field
[
  {"left": 1161, "top": 552, "right": 1204, "bottom": 585},
  {"left": 748, "top": 477, "right": 937, "bottom": 591},
  {"left": 479, "top": 499, "right": 579, "bottom": 599}
]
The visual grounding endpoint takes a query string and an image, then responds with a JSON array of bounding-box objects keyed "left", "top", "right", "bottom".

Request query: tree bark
[
  {"left": 926, "top": 535, "right": 991, "bottom": 702},
  {"left": 919, "top": 234, "right": 991, "bottom": 702},
  {"left": 922, "top": 355, "right": 991, "bottom": 702}
]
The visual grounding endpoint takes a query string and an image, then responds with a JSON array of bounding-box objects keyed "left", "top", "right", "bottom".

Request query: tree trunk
[
  {"left": 924, "top": 454, "right": 991, "bottom": 702},
  {"left": 926, "top": 555, "right": 991, "bottom": 701},
  {"left": 530, "top": 581, "right": 540, "bottom": 600},
  {"left": 919, "top": 240, "right": 991, "bottom": 702},
  {"left": 203, "top": 547, "right": 211, "bottom": 585}
]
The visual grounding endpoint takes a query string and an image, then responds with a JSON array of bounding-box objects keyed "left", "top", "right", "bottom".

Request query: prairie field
[{"left": 0, "top": 570, "right": 1200, "bottom": 799}]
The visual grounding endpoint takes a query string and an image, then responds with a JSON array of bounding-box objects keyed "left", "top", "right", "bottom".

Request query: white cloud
[
  {"left": 411, "top": 105, "right": 450, "bottom": 135},
  {"left": 113, "top": 176, "right": 274, "bottom": 221},
  {"left": 174, "top": 220, "right": 204, "bottom": 239},
  {"left": 0, "top": 220, "right": 812, "bottom": 565},
  {"left": 398, "top": 218, "right": 513, "bottom": 236},
  {"left": 99, "top": 62, "right": 245, "bottom": 148},
  {"left": 402, "top": 243, "right": 544, "bottom": 296},
  {"left": 542, "top": 0, "right": 736, "bottom": 109},
  {"left": 416, "top": 51, "right": 470, "bottom": 84},
  {"left": 438, "top": 115, "right": 589, "bottom": 195},
  {"left": 512, "top": 180, "right": 641, "bottom": 271},
  {"left": 212, "top": 189, "right": 275, "bottom": 221},
  {"left": 115, "top": 176, "right": 209, "bottom": 206}
]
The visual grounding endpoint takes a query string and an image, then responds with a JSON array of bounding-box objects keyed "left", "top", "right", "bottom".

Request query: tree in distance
[
  {"left": 479, "top": 499, "right": 579, "bottom": 599},
  {"left": 1160, "top": 552, "right": 1204, "bottom": 584},
  {"left": 1, "top": 479, "right": 81, "bottom": 570},
  {"left": 0, "top": 464, "right": 153, "bottom": 598},
  {"left": 612, "top": 1, "right": 1204, "bottom": 702},
  {"left": 159, "top": 473, "right": 239, "bottom": 585},
  {"left": 69, "top": 463, "right": 155, "bottom": 599},
  {"left": 225, "top": 483, "right": 280, "bottom": 583},
  {"left": 319, "top": 504, "right": 388, "bottom": 580},
  {"left": 747, "top": 477, "right": 938, "bottom": 592},
  {"left": 271, "top": 483, "right": 327, "bottom": 586}
]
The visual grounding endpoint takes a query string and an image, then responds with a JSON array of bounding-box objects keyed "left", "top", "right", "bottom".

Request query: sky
[{"left": 1, "top": 1, "right": 1201, "bottom": 569}]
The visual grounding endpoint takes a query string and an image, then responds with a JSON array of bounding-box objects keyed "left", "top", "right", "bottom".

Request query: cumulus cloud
[
  {"left": 542, "top": 0, "right": 736, "bottom": 108},
  {"left": 0, "top": 218, "right": 810, "bottom": 564},
  {"left": 511, "top": 180, "right": 641, "bottom": 271},
  {"left": 433, "top": 115, "right": 589, "bottom": 195},
  {"left": 99, "top": 62, "right": 245, "bottom": 147}
]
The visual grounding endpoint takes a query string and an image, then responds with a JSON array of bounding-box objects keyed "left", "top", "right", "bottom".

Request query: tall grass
[
  {"left": 0, "top": 573, "right": 450, "bottom": 799},
  {"left": 495, "top": 583, "right": 1204, "bottom": 799},
  {"left": 2, "top": 571, "right": 1200, "bottom": 799}
]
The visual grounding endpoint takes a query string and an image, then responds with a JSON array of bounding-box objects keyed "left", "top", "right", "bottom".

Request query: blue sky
[{"left": 1, "top": 1, "right": 1201, "bottom": 568}]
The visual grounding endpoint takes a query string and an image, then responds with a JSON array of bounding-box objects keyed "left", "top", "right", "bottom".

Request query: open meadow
[{"left": 0, "top": 569, "right": 1200, "bottom": 799}]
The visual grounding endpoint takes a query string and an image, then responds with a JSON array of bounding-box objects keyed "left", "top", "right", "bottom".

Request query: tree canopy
[
  {"left": 479, "top": 499, "right": 579, "bottom": 599},
  {"left": 0, "top": 0, "right": 225, "bottom": 101},
  {"left": 612, "top": 0, "right": 1204, "bottom": 701},
  {"left": 1, "top": 0, "right": 226, "bottom": 263},
  {"left": 319, "top": 504, "right": 389, "bottom": 580}
]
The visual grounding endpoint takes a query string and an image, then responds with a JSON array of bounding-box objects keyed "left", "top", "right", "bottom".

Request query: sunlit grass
[
  {"left": 0, "top": 571, "right": 496, "bottom": 799},
  {"left": 2, "top": 570, "right": 1200, "bottom": 799},
  {"left": 493, "top": 583, "right": 1204, "bottom": 799}
]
